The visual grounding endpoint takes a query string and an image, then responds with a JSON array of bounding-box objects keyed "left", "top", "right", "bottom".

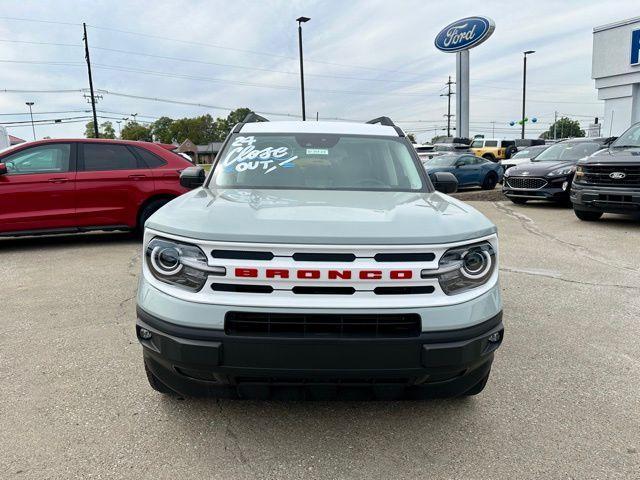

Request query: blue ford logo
[{"left": 435, "top": 16, "right": 495, "bottom": 53}]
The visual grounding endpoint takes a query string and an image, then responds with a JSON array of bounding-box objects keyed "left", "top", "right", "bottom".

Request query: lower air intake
[{"left": 225, "top": 312, "right": 421, "bottom": 338}]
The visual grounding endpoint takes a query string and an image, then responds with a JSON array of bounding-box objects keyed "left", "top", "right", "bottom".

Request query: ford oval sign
[{"left": 435, "top": 16, "right": 495, "bottom": 53}]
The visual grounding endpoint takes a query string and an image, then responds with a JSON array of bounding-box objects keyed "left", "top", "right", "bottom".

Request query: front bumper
[
  {"left": 502, "top": 175, "right": 571, "bottom": 202},
  {"left": 571, "top": 183, "right": 640, "bottom": 214},
  {"left": 137, "top": 306, "right": 503, "bottom": 399}
]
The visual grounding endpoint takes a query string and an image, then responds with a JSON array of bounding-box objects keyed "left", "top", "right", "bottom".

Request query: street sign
[{"left": 434, "top": 16, "right": 495, "bottom": 53}]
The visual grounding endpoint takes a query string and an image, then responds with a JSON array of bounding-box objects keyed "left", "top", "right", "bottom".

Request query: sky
[{"left": 1, "top": 0, "right": 639, "bottom": 143}]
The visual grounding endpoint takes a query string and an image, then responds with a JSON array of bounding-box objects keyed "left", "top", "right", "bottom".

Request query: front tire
[
  {"left": 144, "top": 361, "right": 180, "bottom": 396},
  {"left": 464, "top": 371, "right": 490, "bottom": 396},
  {"left": 481, "top": 172, "right": 498, "bottom": 190},
  {"left": 574, "top": 209, "right": 603, "bottom": 221},
  {"left": 137, "top": 198, "right": 171, "bottom": 232},
  {"left": 482, "top": 153, "right": 495, "bottom": 162}
]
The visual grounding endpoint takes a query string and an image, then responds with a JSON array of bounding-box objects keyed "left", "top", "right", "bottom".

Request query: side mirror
[
  {"left": 179, "top": 166, "right": 205, "bottom": 189},
  {"left": 430, "top": 171, "right": 458, "bottom": 194},
  {"left": 0, "top": 163, "right": 7, "bottom": 175}
]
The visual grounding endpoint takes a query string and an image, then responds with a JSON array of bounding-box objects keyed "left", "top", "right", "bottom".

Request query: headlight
[
  {"left": 574, "top": 165, "right": 585, "bottom": 181},
  {"left": 422, "top": 241, "right": 496, "bottom": 295},
  {"left": 547, "top": 165, "right": 575, "bottom": 177},
  {"left": 146, "top": 237, "right": 225, "bottom": 292}
]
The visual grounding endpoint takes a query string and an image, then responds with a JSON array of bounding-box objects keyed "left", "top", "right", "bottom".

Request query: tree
[
  {"left": 169, "top": 114, "right": 217, "bottom": 144},
  {"left": 151, "top": 116, "right": 174, "bottom": 143},
  {"left": 84, "top": 120, "right": 116, "bottom": 139},
  {"left": 101, "top": 121, "right": 116, "bottom": 139},
  {"left": 543, "top": 117, "right": 585, "bottom": 140},
  {"left": 121, "top": 121, "right": 152, "bottom": 141}
]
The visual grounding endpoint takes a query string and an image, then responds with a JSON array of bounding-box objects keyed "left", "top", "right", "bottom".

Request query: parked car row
[{"left": 501, "top": 123, "right": 640, "bottom": 222}]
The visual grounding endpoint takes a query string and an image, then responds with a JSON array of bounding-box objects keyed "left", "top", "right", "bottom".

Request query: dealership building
[{"left": 592, "top": 16, "right": 640, "bottom": 135}]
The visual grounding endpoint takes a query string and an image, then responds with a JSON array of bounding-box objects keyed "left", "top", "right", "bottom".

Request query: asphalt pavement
[{"left": 1, "top": 200, "right": 639, "bottom": 479}]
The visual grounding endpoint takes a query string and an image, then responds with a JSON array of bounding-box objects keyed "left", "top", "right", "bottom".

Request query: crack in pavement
[
  {"left": 493, "top": 201, "right": 639, "bottom": 274},
  {"left": 501, "top": 266, "right": 640, "bottom": 290}
]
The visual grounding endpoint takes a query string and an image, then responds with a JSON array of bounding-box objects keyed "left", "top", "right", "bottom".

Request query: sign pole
[{"left": 456, "top": 50, "right": 470, "bottom": 139}]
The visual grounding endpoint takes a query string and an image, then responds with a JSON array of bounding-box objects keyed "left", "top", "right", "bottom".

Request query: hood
[
  {"left": 580, "top": 147, "right": 640, "bottom": 164},
  {"left": 146, "top": 188, "right": 496, "bottom": 245},
  {"left": 508, "top": 160, "right": 573, "bottom": 176}
]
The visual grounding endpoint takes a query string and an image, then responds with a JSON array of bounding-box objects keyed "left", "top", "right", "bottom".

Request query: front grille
[
  {"left": 505, "top": 177, "right": 547, "bottom": 189},
  {"left": 225, "top": 312, "right": 421, "bottom": 338},
  {"left": 582, "top": 165, "right": 640, "bottom": 187}
]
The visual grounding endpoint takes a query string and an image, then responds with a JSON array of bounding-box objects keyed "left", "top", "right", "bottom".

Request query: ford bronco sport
[{"left": 136, "top": 115, "right": 504, "bottom": 400}]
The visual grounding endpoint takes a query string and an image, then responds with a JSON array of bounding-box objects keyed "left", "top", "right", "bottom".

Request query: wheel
[
  {"left": 574, "top": 209, "right": 602, "bottom": 221},
  {"left": 509, "top": 197, "right": 527, "bottom": 204},
  {"left": 137, "top": 198, "right": 171, "bottom": 232},
  {"left": 481, "top": 172, "right": 498, "bottom": 190},
  {"left": 464, "top": 372, "right": 489, "bottom": 396},
  {"left": 482, "top": 153, "right": 495, "bottom": 162},
  {"left": 144, "top": 361, "right": 180, "bottom": 396}
]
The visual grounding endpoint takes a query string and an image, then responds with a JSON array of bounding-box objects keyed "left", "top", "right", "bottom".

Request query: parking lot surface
[{"left": 1, "top": 200, "right": 639, "bottom": 479}]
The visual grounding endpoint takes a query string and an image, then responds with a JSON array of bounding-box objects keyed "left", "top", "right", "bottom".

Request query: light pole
[
  {"left": 296, "top": 16, "right": 310, "bottom": 121},
  {"left": 521, "top": 50, "right": 535, "bottom": 139},
  {"left": 25, "top": 102, "right": 36, "bottom": 140},
  {"left": 116, "top": 120, "right": 122, "bottom": 137}
]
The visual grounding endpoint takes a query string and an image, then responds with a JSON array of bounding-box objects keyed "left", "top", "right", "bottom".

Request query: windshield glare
[
  {"left": 532, "top": 142, "right": 601, "bottom": 162},
  {"left": 211, "top": 133, "right": 425, "bottom": 191},
  {"left": 612, "top": 123, "right": 640, "bottom": 148}
]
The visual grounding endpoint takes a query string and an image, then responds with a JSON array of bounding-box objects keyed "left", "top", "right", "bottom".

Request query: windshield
[
  {"left": 210, "top": 133, "right": 425, "bottom": 191},
  {"left": 611, "top": 123, "right": 640, "bottom": 148},
  {"left": 471, "top": 140, "right": 483, "bottom": 148},
  {"left": 533, "top": 142, "right": 601, "bottom": 162},
  {"left": 426, "top": 156, "right": 457, "bottom": 167}
]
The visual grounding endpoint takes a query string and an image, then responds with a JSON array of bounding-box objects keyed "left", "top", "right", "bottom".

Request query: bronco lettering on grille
[{"left": 234, "top": 268, "right": 413, "bottom": 280}]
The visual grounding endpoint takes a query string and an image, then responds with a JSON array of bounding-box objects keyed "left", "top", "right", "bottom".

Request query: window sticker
[
  {"left": 221, "top": 136, "right": 297, "bottom": 174},
  {"left": 306, "top": 148, "right": 329, "bottom": 155}
]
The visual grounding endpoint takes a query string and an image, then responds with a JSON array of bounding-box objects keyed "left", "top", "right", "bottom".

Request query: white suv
[{"left": 136, "top": 115, "right": 504, "bottom": 400}]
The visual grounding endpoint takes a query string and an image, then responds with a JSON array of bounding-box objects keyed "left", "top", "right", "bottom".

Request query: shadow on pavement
[{"left": 0, "top": 231, "right": 140, "bottom": 253}]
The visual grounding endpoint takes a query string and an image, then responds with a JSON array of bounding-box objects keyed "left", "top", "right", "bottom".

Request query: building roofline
[{"left": 594, "top": 16, "right": 640, "bottom": 33}]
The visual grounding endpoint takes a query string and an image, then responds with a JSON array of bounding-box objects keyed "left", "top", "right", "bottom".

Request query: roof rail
[
  {"left": 365, "top": 116, "right": 405, "bottom": 137},
  {"left": 232, "top": 112, "right": 269, "bottom": 133},
  {"left": 242, "top": 112, "right": 269, "bottom": 124}
]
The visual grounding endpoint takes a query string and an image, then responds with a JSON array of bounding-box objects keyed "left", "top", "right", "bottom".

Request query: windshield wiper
[{"left": 611, "top": 144, "right": 640, "bottom": 149}]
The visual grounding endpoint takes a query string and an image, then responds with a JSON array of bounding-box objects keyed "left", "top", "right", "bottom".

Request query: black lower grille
[
  {"left": 225, "top": 312, "right": 421, "bottom": 338},
  {"left": 506, "top": 177, "right": 547, "bottom": 189}
]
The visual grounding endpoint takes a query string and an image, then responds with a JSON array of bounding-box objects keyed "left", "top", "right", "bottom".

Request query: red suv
[{"left": 0, "top": 139, "right": 192, "bottom": 236}]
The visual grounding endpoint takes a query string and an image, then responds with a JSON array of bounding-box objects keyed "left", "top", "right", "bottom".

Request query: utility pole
[
  {"left": 521, "top": 50, "right": 535, "bottom": 139},
  {"left": 491, "top": 121, "right": 495, "bottom": 138},
  {"left": 83, "top": 22, "right": 99, "bottom": 138},
  {"left": 440, "top": 76, "right": 455, "bottom": 137},
  {"left": 25, "top": 102, "right": 36, "bottom": 141},
  {"left": 296, "top": 17, "right": 310, "bottom": 121},
  {"left": 553, "top": 111, "right": 558, "bottom": 140}
]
